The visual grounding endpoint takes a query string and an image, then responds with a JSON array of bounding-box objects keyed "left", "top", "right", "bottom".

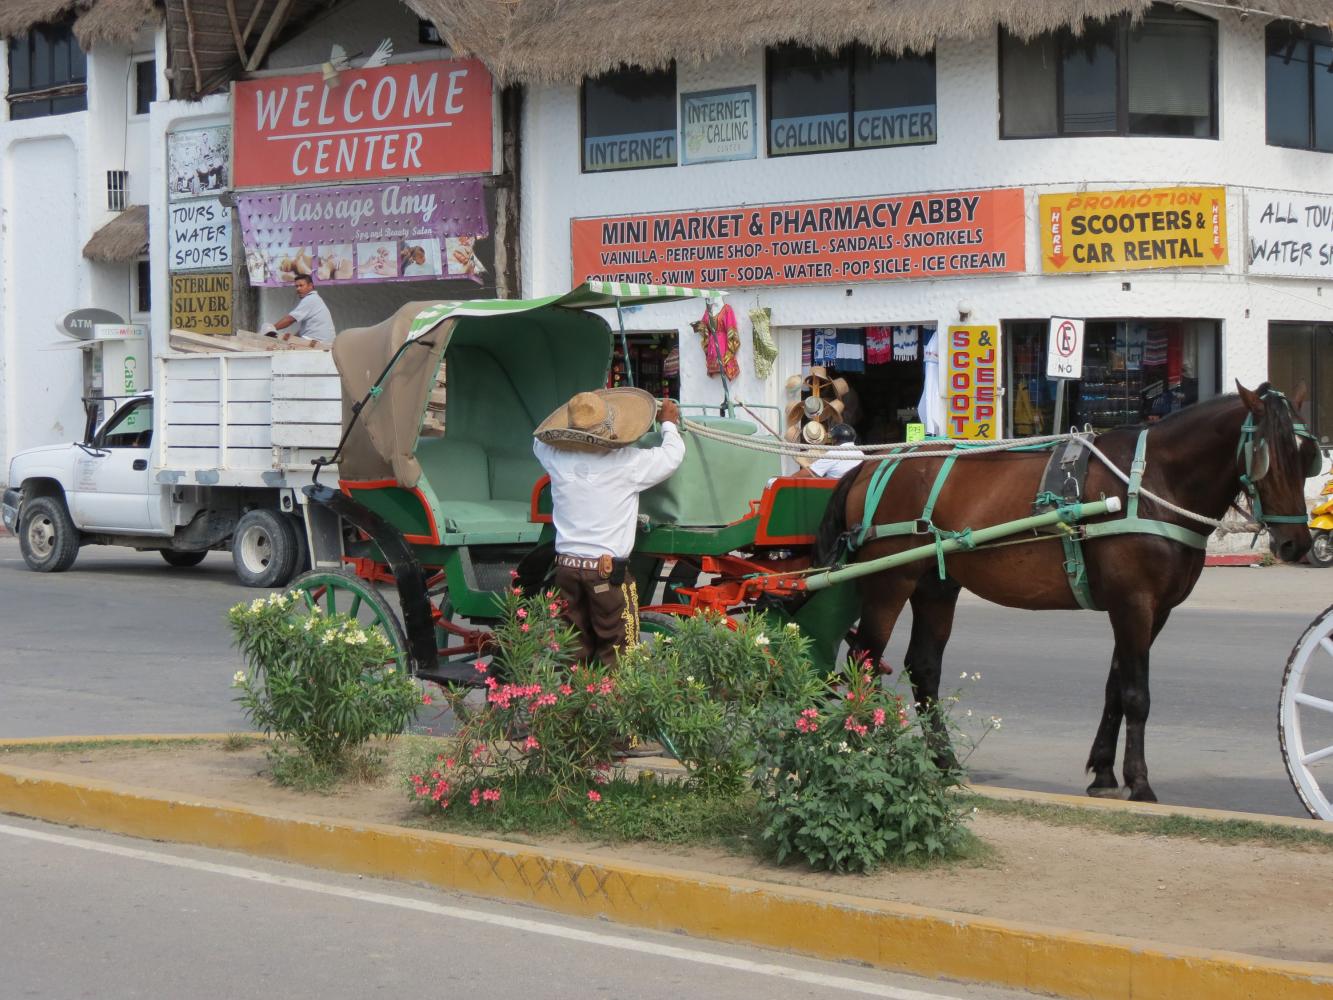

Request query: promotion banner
[
  {"left": 1247, "top": 190, "right": 1333, "bottom": 279},
  {"left": 170, "top": 273, "right": 233, "bottom": 333},
  {"left": 1040, "top": 186, "right": 1227, "bottom": 273},
  {"left": 945, "top": 325, "right": 1000, "bottom": 441},
  {"left": 572, "top": 188, "right": 1024, "bottom": 289},
  {"left": 235, "top": 177, "right": 490, "bottom": 287},
  {"left": 681, "top": 87, "right": 756, "bottom": 165},
  {"left": 167, "top": 198, "right": 231, "bottom": 271},
  {"left": 232, "top": 59, "right": 495, "bottom": 187}
]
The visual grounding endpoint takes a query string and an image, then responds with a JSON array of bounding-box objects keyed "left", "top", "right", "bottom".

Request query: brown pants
[{"left": 554, "top": 565, "right": 639, "bottom": 667}]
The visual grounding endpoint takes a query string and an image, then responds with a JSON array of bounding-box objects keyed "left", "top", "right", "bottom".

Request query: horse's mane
[{"left": 1153, "top": 383, "right": 1300, "bottom": 477}]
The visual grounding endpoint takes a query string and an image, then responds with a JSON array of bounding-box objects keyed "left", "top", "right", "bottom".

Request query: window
[
  {"left": 98, "top": 399, "right": 153, "bottom": 449},
  {"left": 133, "top": 58, "right": 155, "bottom": 116},
  {"left": 581, "top": 64, "right": 677, "bottom": 172},
  {"left": 1000, "top": 5, "right": 1216, "bottom": 139},
  {"left": 135, "top": 260, "right": 151, "bottom": 315},
  {"left": 6, "top": 22, "right": 87, "bottom": 121},
  {"left": 1266, "top": 23, "right": 1333, "bottom": 152},
  {"left": 767, "top": 43, "right": 936, "bottom": 156},
  {"left": 1269, "top": 324, "right": 1333, "bottom": 442}
]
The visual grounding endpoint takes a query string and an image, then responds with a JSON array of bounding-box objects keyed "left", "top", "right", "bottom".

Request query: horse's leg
[
  {"left": 1085, "top": 652, "right": 1124, "bottom": 796},
  {"left": 853, "top": 570, "right": 918, "bottom": 674},
  {"left": 904, "top": 573, "right": 962, "bottom": 768},
  {"left": 1109, "top": 600, "right": 1168, "bottom": 803}
]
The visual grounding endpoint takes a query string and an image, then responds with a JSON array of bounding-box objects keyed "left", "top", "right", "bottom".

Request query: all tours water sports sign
[
  {"left": 232, "top": 59, "right": 495, "bottom": 187},
  {"left": 1040, "top": 186, "right": 1228, "bottom": 273},
  {"left": 571, "top": 188, "right": 1024, "bottom": 289}
]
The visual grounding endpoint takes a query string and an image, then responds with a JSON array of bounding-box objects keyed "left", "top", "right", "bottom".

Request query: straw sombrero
[{"left": 534, "top": 387, "right": 657, "bottom": 452}]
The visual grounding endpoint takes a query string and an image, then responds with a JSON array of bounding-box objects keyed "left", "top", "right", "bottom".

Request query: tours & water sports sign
[
  {"left": 1247, "top": 189, "right": 1333, "bottom": 279},
  {"left": 1040, "top": 186, "right": 1227, "bottom": 273},
  {"left": 234, "top": 177, "right": 491, "bottom": 287},
  {"left": 168, "top": 198, "right": 232, "bottom": 271},
  {"left": 945, "top": 325, "right": 1000, "bottom": 441},
  {"left": 232, "top": 59, "right": 495, "bottom": 187},
  {"left": 571, "top": 188, "right": 1024, "bottom": 288}
]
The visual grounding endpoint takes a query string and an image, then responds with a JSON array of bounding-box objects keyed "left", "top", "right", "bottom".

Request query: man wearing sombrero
[{"left": 533, "top": 389, "right": 684, "bottom": 665}]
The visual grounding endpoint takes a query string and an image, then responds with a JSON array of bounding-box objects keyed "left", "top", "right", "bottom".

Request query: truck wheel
[
  {"left": 232, "top": 509, "right": 298, "bottom": 588},
  {"left": 1309, "top": 531, "right": 1333, "bottom": 568},
  {"left": 18, "top": 496, "right": 80, "bottom": 573},
  {"left": 287, "top": 513, "right": 310, "bottom": 575},
  {"left": 161, "top": 550, "right": 207, "bottom": 568}
]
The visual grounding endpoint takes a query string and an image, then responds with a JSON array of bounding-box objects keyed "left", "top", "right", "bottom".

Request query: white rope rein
[{"left": 680, "top": 418, "right": 1226, "bottom": 530}]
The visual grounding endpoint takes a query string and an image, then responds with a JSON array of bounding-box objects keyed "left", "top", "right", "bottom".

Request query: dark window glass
[
  {"left": 1270, "top": 324, "right": 1333, "bottom": 442},
  {"left": 134, "top": 59, "right": 155, "bottom": 115},
  {"left": 1315, "top": 42, "right": 1333, "bottom": 152},
  {"left": 7, "top": 22, "right": 87, "bottom": 120},
  {"left": 581, "top": 64, "right": 677, "bottom": 172},
  {"left": 1265, "top": 23, "right": 1333, "bottom": 152},
  {"left": 1000, "top": 5, "right": 1216, "bottom": 139},
  {"left": 98, "top": 399, "right": 153, "bottom": 449},
  {"left": 768, "top": 43, "right": 936, "bottom": 156},
  {"left": 136, "top": 260, "right": 151, "bottom": 314}
]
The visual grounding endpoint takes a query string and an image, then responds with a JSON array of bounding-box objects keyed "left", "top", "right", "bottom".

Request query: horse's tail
[{"left": 813, "top": 468, "right": 862, "bottom": 568}]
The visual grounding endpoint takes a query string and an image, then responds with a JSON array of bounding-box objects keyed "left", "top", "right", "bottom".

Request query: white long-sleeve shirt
[
  {"left": 810, "top": 441, "right": 866, "bottom": 480},
  {"left": 533, "top": 422, "right": 685, "bottom": 558}
]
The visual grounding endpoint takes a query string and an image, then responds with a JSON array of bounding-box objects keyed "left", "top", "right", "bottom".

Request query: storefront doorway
[
  {"left": 607, "top": 330, "right": 680, "bottom": 399},
  {"left": 1268, "top": 322, "right": 1333, "bottom": 445},
  {"left": 1004, "top": 319, "right": 1221, "bottom": 436},
  {"left": 802, "top": 325, "right": 931, "bottom": 443}
]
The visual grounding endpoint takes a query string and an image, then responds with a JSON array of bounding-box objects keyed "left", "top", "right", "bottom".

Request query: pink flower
[
  {"left": 587, "top": 790, "right": 602, "bottom": 803},
  {"left": 445, "top": 758, "right": 455, "bottom": 769},
  {"left": 586, "top": 683, "right": 597, "bottom": 693},
  {"left": 473, "top": 660, "right": 488, "bottom": 674},
  {"left": 469, "top": 789, "right": 481, "bottom": 807},
  {"left": 421, "top": 693, "right": 433, "bottom": 705},
  {"left": 523, "top": 736, "right": 540, "bottom": 751},
  {"left": 516, "top": 607, "right": 528, "bottom": 620},
  {"left": 598, "top": 678, "right": 614, "bottom": 695},
  {"left": 482, "top": 788, "right": 501, "bottom": 803},
  {"left": 509, "top": 569, "right": 519, "bottom": 579},
  {"left": 485, "top": 676, "right": 499, "bottom": 690},
  {"left": 559, "top": 684, "right": 573, "bottom": 696},
  {"left": 470, "top": 744, "right": 486, "bottom": 760},
  {"left": 548, "top": 603, "right": 560, "bottom": 614},
  {"left": 512, "top": 586, "right": 522, "bottom": 595},
  {"left": 872, "top": 708, "right": 886, "bottom": 727},
  {"left": 843, "top": 716, "right": 868, "bottom": 736},
  {"left": 520, "top": 623, "right": 530, "bottom": 633},
  {"left": 549, "top": 641, "right": 561, "bottom": 652}
]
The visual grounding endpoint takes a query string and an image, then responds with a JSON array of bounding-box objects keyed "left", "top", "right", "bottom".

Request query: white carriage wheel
[{"left": 1279, "top": 606, "right": 1333, "bottom": 820}]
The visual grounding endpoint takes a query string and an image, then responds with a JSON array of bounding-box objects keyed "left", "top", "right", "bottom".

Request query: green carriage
[{"left": 294, "top": 282, "right": 859, "bottom": 684}]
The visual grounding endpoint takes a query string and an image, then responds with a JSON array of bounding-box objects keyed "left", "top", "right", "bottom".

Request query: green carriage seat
[
  {"left": 639, "top": 417, "right": 782, "bottom": 527},
  {"left": 415, "top": 437, "right": 545, "bottom": 544}
]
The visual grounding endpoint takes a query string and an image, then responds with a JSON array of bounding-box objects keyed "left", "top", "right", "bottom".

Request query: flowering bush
[
  {"left": 750, "top": 657, "right": 968, "bottom": 873},
  {"left": 228, "top": 592, "right": 421, "bottom": 766}
]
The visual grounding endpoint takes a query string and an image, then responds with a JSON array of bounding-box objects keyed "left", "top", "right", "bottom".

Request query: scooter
[{"left": 1309, "top": 471, "right": 1333, "bottom": 567}]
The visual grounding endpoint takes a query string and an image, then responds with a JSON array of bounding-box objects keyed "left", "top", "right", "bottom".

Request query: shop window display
[
  {"left": 1004, "top": 320, "right": 1220, "bottom": 436},
  {"left": 1268, "top": 323, "right": 1333, "bottom": 443},
  {"left": 607, "top": 332, "right": 679, "bottom": 399},
  {"left": 801, "top": 326, "right": 930, "bottom": 443}
]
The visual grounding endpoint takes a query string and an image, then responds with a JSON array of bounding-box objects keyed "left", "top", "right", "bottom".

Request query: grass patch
[
  {"left": 0, "top": 737, "right": 219, "bottom": 755},
  {"left": 220, "top": 733, "right": 260, "bottom": 752},
  {"left": 967, "top": 795, "right": 1333, "bottom": 851},
  {"left": 267, "top": 746, "right": 390, "bottom": 794}
]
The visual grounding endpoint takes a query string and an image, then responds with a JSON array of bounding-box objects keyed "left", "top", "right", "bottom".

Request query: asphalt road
[
  {"left": 0, "top": 538, "right": 1327, "bottom": 817},
  {"left": 0, "top": 814, "right": 1037, "bottom": 1000}
]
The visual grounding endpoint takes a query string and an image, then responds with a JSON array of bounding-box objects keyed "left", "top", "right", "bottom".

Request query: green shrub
[
  {"left": 229, "top": 593, "right": 421, "bottom": 767},
  {"left": 750, "top": 657, "right": 968, "bottom": 873}
]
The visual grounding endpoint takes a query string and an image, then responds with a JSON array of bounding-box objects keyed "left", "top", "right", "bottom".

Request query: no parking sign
[{"left": 1046, "top": 317, "right": 1085, "bottom": 380}]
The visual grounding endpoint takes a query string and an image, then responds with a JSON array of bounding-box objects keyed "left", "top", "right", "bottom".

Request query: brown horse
[{"left": 816, "top": 382, "right": 1317, "bottom": 802}]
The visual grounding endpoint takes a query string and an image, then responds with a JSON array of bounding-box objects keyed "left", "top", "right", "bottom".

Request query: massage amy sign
[{"left": 232, "top": 60, "right": 496, "bottom": 188}]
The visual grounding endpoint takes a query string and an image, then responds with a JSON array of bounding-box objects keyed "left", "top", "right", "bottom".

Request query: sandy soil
[{"left": 3, "top": 742, "right": 1331, "bottom": 964}]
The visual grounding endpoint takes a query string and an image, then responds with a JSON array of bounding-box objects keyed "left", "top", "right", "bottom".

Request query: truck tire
[
  {"left": 232, "top": 509, "right": 298, "bottom": 588},
  {"left": 161, "top": 550, "right": 207, "bottom": 568},
  {"left": 287, "top": 513, "right": 310, "bottom": 575},
  {"left": 18, "top": 495, "right": 80, "bottom": 573}
]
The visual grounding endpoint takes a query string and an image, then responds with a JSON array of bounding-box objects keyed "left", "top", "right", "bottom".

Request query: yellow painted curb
[{"left": 1, "top": 762, "right": 1330, "bottom": 1000}]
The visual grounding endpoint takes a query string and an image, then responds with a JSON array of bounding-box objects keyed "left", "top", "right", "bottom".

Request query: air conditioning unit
[{"left": 107, "top": 170, "right": 129, "bottom": 212}]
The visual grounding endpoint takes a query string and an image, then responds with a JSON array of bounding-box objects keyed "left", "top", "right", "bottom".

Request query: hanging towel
[
  {"left": 864, "top": 326, "right": 893, "bottom": 365},
  {"left": 834, "top": 328, "right": 865, "bottom": 373},
  {"left": 892, "top": 325, "right": 919, "bottom": 362},
  {"left": 801, "top": 328, "right": 813, "bottom": 368},
  {"left": 750, "top": 307, "right": 778, "bottom": 379},
  {"left": 811, "top": 327, "right": 838, "bottom": 366}
]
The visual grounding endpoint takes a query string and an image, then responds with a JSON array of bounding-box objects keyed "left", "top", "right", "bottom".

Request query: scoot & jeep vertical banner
[
  {"left": 571, "top": 189, "right": 1024, "bottom": 288},
  {"left": 945, "top": 325, "right": 1000, "bottom": 441}
]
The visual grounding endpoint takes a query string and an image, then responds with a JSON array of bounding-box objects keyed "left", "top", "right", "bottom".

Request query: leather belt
[{"left": 555, "top": 553, "right": 618, "bottom": 575}]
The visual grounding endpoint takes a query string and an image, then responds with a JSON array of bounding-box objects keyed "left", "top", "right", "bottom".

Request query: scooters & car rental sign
[
  {"left": 571, "top": 189, "right": 1024, "bottom": 288},
  {"left": 1040, "top": 186, "right": 1228, "bottom": 273},
  {"left": 232, "top": 59, "right": 495, "bottom": 187}
]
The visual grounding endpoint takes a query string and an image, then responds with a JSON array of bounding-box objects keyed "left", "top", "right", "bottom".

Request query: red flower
[
  {"left": 872, "top": 708, "right": 886, "bottom": 727},
  {"left": 469, "top": 789, "right": 481, "bottom": 807},
  {"left": 473, "top": 660, "right": 488, "bottom": 674},
  {"left": 587, "top": 790, "right": 602, "bottom": 803},
  {"left": 421, "top": 693, "right": 433, "bottom": 705},
  {"left": 482, "top": 788, "right": 501, "bottom": 803},
  {"left": 520, "top": 623, "right": 530, "bottom": 633},
  {"left": 516, "top": 607, "right": 528, "bottom": 620}
]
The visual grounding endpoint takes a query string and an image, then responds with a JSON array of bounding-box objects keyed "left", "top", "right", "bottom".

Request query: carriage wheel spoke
[
  {"left": 327, "top": 587, "right": 337, "bottom": 615},
  {"left": 1295, "top": 691, "right": 1333, "bottom": 715},
  {"left": 300, "top": 589, "right": 318, "bottom": 611},
  {"left": 1319, "top": 636, "right": 1333, "bottom": 659},
  {"left": 349, "top": 593, "right": 362, "bottom": 617},
  {"left": 1300, "top": 742, "right": 1333, "bottom": 767}
]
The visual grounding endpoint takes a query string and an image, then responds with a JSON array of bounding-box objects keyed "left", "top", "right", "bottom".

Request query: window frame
[
  {"left": 6, "top": 21, "right": 88, "bottom": 121},
  {"left": 95, "top": 397, "right": 153, "bottom": 450},
  {"left": 1264, "top": 21, "right": 1333, "bottom": 153},
  {"left": 579, "top": 62, "right": 679, "bottom": 174},
  {"left": 764, "top": 42, "right": 938, "bottom": 158},
  {"left": 131, "top": 55, "right": 156, "bottom": 118},
  {"left": 997, "top": 5, "right": 1218, "bottom": 140}
]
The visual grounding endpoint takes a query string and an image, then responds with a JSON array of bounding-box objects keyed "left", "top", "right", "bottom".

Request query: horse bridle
[{"left": 1235, "top": 388, "right": 1323, "bottom": 526}]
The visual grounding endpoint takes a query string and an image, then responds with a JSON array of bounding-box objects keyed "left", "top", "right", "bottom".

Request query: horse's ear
[
  {"left": 1236, "top": 381, "right": 1265, "bottom": 416},
  {"left": 1291, "top": 381, "right": 1310, "bottom": 411}
]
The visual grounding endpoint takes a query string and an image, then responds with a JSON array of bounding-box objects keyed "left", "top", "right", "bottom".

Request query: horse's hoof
[
  {"left": 1128, "top": 785, "right": 1158, "bottom": 803},
  {"left": 1086, "top": 784, "right": 1127, "bottom": 799}
]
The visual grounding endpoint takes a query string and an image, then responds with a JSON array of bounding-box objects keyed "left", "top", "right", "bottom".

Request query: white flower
[
  {"left": 232, "top": 670, "right": 246, "bottom": 686},
  {"left": 685, "top": 675, "right": 695, "bottom": 683},
  {"left": 972, "top": 672, "right": 982, "bottom": 681},
  {"left": 754, "top": 633, "right": 770, "bottom": 647},
  {"left": 960, "top": 671, "right": 968, "bottom": 679},
  {"left": 385, "top": 666, "right": 396, "bottom": 675},
  {"left": 303, "top": 618, "right": 315, "bottom": 632},
  {"left": 321, "top": 632, "right": 336, "bottom": 645},
  {"left": 785, "top": 622, "right": 800, "bottom": 633},
  {"left": 250, "top": 599, "right": 265, "bottom": 612},
  {"left": 989, "top": 715, "right": 1003, "bottom": 730},
  {"left": 966, "top": 709, "right": 973, "bottom": 717},
  {"left": 344, "top": 630, "right": 366, "bottom": 646},
  {"left": 837, "top": 741, "right": 851, "bottom": 754},
  {"left": 266, "top": 593, "right": 288, "bottom": 608}
]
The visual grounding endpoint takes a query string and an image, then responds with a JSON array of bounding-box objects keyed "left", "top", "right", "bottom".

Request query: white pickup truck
[{"left": 2, "top": 350, "right": 341, "bottom": 587}]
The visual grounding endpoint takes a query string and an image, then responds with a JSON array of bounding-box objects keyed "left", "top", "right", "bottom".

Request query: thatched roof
[
  {"left": 407, "top": 0, "right": 1333, "bottom": 85},
  {"left": 0, "top": 0, "right": 161, "bottom": 46},
  {"left": 74, "top": 0, "right": 160, "bottom": 47},
  {"left": 83, "top": 206, "right": 149, "bottom": 263}
]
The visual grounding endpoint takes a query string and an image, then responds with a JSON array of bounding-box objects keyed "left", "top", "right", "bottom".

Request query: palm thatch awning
[
  {"left": 0, "top": 0, "right": 161, "bottom": 46},
  {"left": 83, "top": 206, "right": 149, "bottom": 263},
  {"left": 406, "top": 0, "right": 1333, "bottom": 86}
]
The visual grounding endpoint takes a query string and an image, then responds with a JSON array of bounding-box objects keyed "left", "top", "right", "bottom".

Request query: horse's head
[{"left": 1236, "top": 381, "right": 1319, "bottom": 563}]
